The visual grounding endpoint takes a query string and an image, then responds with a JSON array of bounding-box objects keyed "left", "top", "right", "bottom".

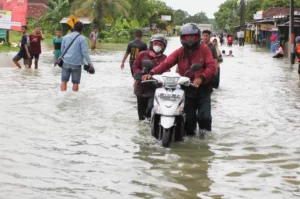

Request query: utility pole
[
  {"left": 239, "top": 0, "right": 245, "bottom": 46},
  {"left": 240, "top": 0, "right": 245, "bottom": 30},
  {"left": 290, "top": 0, "right": 295, "bottom": 64}
]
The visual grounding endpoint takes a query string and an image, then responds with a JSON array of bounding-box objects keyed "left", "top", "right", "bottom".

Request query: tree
[
  {"left": 214, "top": 0, "right": 240, "bottom": 32},
  {"left": 261, "top": 0, "right": 300, "bottom": 10},
  {"left": 184, "top": 12, "right": 209, "bottom": 24},
  {"left": 128, "top": 0, "right": 148, "bottom": 21},
  {"left": 71, "top": 0, "right": 131, "bottom": 28},
  {"left": 174, "top": 9, "right": 189, "bottom": 25},
  {"left": 144, "top": 0, "right": 174, "bottom": 30},
  {"left": 39, "top": 0, "right": 71, "bottom": 32},
  {"left": 245, "top": 0, "right": 262, "bottom": 21}
]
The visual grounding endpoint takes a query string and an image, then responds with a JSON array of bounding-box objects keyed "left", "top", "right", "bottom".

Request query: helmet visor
[{"left": 181, "top": 34, "right": 200, "bottom": 42}]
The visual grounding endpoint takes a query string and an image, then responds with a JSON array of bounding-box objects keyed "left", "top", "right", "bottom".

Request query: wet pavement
[{"left": 0, "top": 37, "right": 300, "bottom": 199}]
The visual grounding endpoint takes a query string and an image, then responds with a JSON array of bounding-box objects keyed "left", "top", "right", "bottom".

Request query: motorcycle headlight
[{"left": 163, "top": 77, "right": 179, "bottom": 88}]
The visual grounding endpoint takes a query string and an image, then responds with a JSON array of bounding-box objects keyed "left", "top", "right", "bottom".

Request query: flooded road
[{"left": 1, "top": 37, "right": 300, "bottom": 199}]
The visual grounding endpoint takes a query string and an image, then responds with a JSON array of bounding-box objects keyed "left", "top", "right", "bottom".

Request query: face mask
[{"left": 153, "top": 46, "right": 162, "bottom": 53}]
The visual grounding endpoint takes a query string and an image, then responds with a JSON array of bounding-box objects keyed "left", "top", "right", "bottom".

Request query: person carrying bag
[
  {"left": 55, "top": 34, "right": 80, "bottom": 67},
  {"left": 59, "top": 22, "right": 94, "bottom": 92}
]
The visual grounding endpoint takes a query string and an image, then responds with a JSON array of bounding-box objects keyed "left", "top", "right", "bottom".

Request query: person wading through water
[{"left": 121, "top": 29, "right": 148, "bottom": 85}]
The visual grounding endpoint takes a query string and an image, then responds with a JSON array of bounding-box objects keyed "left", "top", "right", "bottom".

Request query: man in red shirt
[
  {"left": 29, "top": 26, "right": 45, "bottom": 69},
  {"left": 143, "top": 23, "right": 216, "bottom": 136}
]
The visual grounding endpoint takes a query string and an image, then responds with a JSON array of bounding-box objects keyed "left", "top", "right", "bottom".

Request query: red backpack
[{"left": 228, "top": 37, "right": 233, "bottom": 42}]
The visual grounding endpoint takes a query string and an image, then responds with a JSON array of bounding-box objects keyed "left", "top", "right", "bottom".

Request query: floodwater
[{"left": 1, "top": 37, "right": 300, "bottom": 199}]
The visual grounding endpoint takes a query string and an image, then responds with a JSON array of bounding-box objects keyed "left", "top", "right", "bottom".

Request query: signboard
[
  {"left": 237, "top": 31, "right": 244, "bottom": 38},
  {"left": 253, "top": 14, "right": 262, "bottom": 20},
  {"left": 67, "top": 15, "right": 80, "bottom": 28},
  {"left": 0, "top": 0, "right": 27, "bottom": 31},
  {"left": 260, "top": 24, "right": 274, "bottom": 31},
  {"left": 161, "top": 15, "right": 171, "bottom": 21}
]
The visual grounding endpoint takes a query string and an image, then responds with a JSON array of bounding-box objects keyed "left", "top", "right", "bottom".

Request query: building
[
  {"left": 196, "top": 24, "right": 213, "bottom": 32},
  {"left": 250, "top": 7, "right": 300, "bottom": 53},
  {"left": 28, "top": 0, "right": 48, "bottom": 20}
]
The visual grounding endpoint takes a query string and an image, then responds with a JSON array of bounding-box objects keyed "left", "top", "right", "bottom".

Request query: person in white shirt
[{"left": 273, "top": 44, "right": 284, "bottom": 58}]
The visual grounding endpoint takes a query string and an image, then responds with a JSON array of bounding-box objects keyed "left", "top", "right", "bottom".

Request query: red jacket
[
  {"left": 151, "top": 44, "right": 216, "bottom": 84},
  {"left": 133, "top": 50, "right": 167, "bottom": 97}
]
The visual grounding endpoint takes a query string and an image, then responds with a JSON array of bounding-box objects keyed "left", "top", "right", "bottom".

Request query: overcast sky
[{"left": 160, "top": 0, "right": 227, "bottom": 18}]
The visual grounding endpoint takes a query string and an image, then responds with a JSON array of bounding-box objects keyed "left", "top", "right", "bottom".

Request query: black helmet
[
  {"left": 149, "top": 34, "right": 168, "bottom": 54},
  {"left": 180, "top": 23, "right": 201, "bottom": 49}
]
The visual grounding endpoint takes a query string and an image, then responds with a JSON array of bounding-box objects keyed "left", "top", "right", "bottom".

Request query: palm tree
[
  {"left": 71, "top": 0, "right": 131, "bottom": 28},
  {"left": 39, "top": 0, "right": 71, "bottom": 31}
]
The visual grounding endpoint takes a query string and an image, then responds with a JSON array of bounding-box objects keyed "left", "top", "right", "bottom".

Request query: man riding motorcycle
[
  {"left": 143, "top": 23, "right": 216, "bottom": 136},
  {"left": 133, "top": 34, "right": 168, "bottom": 121}
]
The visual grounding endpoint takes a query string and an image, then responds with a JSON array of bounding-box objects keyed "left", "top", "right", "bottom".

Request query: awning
[
  {"left": 278, "top": 21, "right": 300, "bottom": 27},
  {"left": 256, "top": 19, "right": 275, "bottom": 23}
]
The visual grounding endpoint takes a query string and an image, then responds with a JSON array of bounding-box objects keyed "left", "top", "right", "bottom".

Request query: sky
[{"left": 160, "top": 0, "right": 227, "bottom": 19}]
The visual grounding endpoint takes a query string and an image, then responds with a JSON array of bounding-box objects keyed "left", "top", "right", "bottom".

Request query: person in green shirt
[{"left": 53, "top": 28, "right": 63, "bottom": 66}]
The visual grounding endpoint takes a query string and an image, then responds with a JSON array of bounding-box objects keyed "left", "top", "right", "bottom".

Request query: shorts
[
  {"left": 61, "top": 64, "right": 82, "bottom": 84},
  {"left": 298, "top": 64, "right": 300, "bottom": 74},
  {"left": 30, "top": 54, "right": 40, "bottom": 59},
  {"left": 12, "top": 54, "right": 29, "bottom": 65}
]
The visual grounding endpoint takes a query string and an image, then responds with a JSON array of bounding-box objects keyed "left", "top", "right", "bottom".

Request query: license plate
[{"left": 158, "top": 93, "right": 179, "bottom": 101}]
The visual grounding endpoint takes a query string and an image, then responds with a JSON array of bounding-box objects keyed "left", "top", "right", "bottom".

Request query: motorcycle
[{"left": 145, "top": 64, "right": 202, "bottom": 147}]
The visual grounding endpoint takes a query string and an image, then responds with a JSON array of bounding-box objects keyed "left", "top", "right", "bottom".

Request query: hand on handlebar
[
  {"left": 193, "top": 78, "right": 202, "bottom": 88},
  {"left": 142, "top": 74, "right": 152, "bottom": 81}
]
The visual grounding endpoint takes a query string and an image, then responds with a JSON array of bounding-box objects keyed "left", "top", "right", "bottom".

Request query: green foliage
[
  {"left": 26, "top": 16, "right": 37, "bottom": 31},
  {"left": 2, "top": 42, "right": 11, "bottom": 47},
  {"left": 185, "top": 12, "right": 210, "bottom": 24},
  {"left": 214, "top": 0, "right": 240, "bottom": 32},
  {"left": 39, "top": 0, "right": 71, "bottom": 33},
  {"left": 101, "top": 17, "right": 142, "bottom": 43},
  {"left": 214, "top": 0, "right": 300, "bottom": 32},
  {"left": 38, "top": 0, "right": 195, "bottom": 43},
  {"left": 174, "top": 10, "right": 210, "bottom": 25},
  {"left": 157, "top": 21, "right": 167, "bottom": 30},
  {"left": 245, "top": 0, "right": 262, "bottom": 21},
  {"left": 262, "top": 0, "right": 300, "bottom": 9},
  {"left": 174, "top": 9, "right": 189, "bottom": 25},
  {"left": 72, "top": 0, "right": 131, "bottom": 28}
]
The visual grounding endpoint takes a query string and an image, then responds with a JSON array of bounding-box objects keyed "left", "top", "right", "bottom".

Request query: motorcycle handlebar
[{"left": 141, "top": 79, "right": 157, "bottom": 83}]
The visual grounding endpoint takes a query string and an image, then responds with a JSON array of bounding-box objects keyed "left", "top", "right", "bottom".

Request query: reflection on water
[
  {"left": 134, "top": 137, "right": 214, "bottom": 198},
  {"left": 1, "top": 38, "right": 300, "bottom": 199}
]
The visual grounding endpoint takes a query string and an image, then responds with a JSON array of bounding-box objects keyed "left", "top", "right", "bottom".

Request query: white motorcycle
[{"left": 145, "top": 64, "right": 202, "bottom": 147}]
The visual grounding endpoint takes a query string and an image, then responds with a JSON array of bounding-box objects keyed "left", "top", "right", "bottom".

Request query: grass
[
  {"left": 97, "top": 43, "right": 127, "bottom": 51},
  {"left": 0, "top": 45, "right": 19, "bottom": 52}
]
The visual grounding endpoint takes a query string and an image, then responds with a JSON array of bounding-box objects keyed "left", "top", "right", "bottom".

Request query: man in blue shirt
[{"left": 61, "top": 22, "right": 93, "bottom": 92}]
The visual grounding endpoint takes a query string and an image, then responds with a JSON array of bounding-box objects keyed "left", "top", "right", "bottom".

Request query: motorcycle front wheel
[{"left": 162, "top": 128, "right": 172, "bottom": 147}]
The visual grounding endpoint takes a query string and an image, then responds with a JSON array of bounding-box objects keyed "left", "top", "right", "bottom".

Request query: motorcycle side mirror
[
  {"left": 184, "top": 63, "right": 202, "bottom": 77},
  {"left": 133, "top": 73, "right": 143, "bottom": 81},
  {"left": 142, "top": 60, "right": 154, "bottom": 72},
  {"left": 190, "top": 63, "right": 202, "bottom": 71}
]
